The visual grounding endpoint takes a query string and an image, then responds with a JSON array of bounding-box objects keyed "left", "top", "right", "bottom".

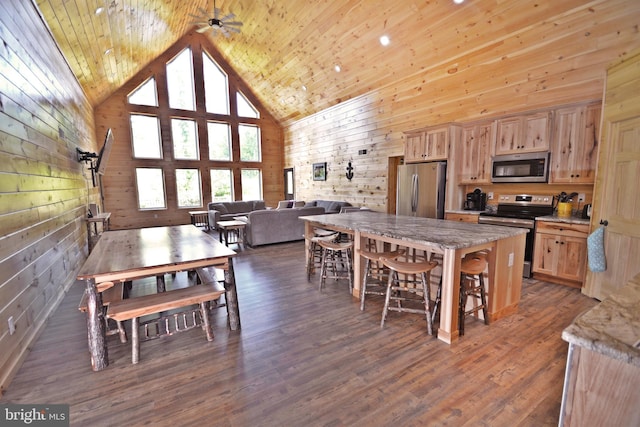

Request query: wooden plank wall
[
  {"left": 283, "top": 1, "right": 640, "bottom": 211},
  {"left": 0, "top": 0, "right": 98, "bottom": 393},
  {"left": 94, "top": 32, "right": 283, "bottom": 230}
]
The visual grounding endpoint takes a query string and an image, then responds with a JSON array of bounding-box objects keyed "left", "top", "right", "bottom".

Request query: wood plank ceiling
[{"left": 35, "top": 0, "right": 639, "bottom": 125}]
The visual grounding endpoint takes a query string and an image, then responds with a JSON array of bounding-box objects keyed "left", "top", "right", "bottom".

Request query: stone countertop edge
[
  {"left": 299, "top": 211, "right": 528, "bottom": 251},
  {"left": 535, "top": 214, "right": 590, "bottom": 225},
  {"left": 445, "top": 209, "right": 486, "bottom": 215},
  {"left": 561, "top": 273, "right": 640, "bottom": 367}
]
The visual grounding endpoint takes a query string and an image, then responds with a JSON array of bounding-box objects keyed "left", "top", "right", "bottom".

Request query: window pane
[
  {"left": 239, "top": 124, "right": 261, "bottom": 161},
  {"left": 176, "top": 169, "right": 202, "bottom": 208},
  {"left": 131, "top": 114, "right": 162, "bottom": 158},
  {"left": 127, "top": 77, "right": 158, "bottom": 106},
  {"left": 171, "top": 118, "right": 199, "bottom": 160},
  {"left": 167, "top": 48, "right": 195, "bottom": 110},
  {"left": 241, "top": 169, "right": 262, "bottom": 200},
  {"left": 207, "top": 121, "right": 231, "bottom": 160},
  {"left": 203, "top": 52, "right": 229, "bottom": 115},
  {"left": 237, "top": 92, "right": 259, "bottom": 118},
  {"left": 210, "top": 169, "right": 233, "bottom": 202},
  {"left": 135, "top": 168, "right": 166, "bottom": 209}
]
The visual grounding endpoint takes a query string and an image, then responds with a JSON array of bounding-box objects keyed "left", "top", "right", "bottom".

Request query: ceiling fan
[{"left": 190, "top": 1, "right": 243, "bottom": 38}]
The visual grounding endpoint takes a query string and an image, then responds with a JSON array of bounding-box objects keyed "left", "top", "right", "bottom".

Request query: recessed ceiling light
[
  {"left": 379, "top": 35, "right": 390, "bottom": 46},
  {"left": 95, "top": 7, "right": 104, "bottom": 15},
  {"left": 104, "top": 48, "right": 113, "bottom": 55},
  {"left": 453, "top": 0, "right": 465, "bottom": 4},
  {"left": 302, "top": 85, "right": 307, "bottom": 91},
  {"left": 334, "top": 64, "right": 341, "bottom": 73}
]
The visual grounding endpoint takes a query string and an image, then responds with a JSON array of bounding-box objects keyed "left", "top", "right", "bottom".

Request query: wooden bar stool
[
  {"left": 379, "top": 258, "right": 439, "bottom": 335},
  {"left": 306, "top": 230, "right": 339, "bottom": 281},
  {"left": 318, "top": 240, "right": 354, "bottom": 293},
  {"left": 359, "top": 248, "right": 405, "bottom": 311},
  {"left": 459, "top": 251, "right": 489, "bottom": 336}
]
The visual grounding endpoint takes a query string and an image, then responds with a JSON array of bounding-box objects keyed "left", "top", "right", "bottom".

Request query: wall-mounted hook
[{"left": 600, "top": 219, "right": 608, "bottom": 226}]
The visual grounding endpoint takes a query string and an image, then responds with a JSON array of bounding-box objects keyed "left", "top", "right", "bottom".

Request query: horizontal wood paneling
[
  {"left": 0, "top": 0, "right": 97, "bottom": 394},
  {"left": 284, "top": 1, "right": 640, "bottom": 210}
]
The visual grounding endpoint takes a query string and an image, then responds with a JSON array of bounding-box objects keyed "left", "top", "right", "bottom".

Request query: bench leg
[
  {"left": 200, "top": 302, "right": 214, "bottom": 341},
  {"left": 132, "top": 317, "right": 140, "bottom": 364},
  {"left": 224, "top": 259, "right": 241, "bottom": 330},
  {"left": 117, "top": 320, "right": 127, "bottom": 343}
]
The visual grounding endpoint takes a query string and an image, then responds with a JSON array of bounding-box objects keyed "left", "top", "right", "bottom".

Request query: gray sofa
[
  {"left": 304, "top": 200, "right": 352, "bottom": 214},
  {"left": 244, "top": 206, "right": 325, "bottom": 246},
  {"left": 208, "top": 200, "right": 265, "bottom": 230}
]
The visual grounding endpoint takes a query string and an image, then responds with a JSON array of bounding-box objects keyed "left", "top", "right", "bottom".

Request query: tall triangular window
[
  {"left": 203, "top": 52, "right": 230, "bottom": 115},
  {"left": 166, "top": 48, "right": 195, "bottom": 111}
]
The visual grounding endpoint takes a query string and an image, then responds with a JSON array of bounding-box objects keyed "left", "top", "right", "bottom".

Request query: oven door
[{"left": 478, "top": 216, "right": 535, "bottom": 278}]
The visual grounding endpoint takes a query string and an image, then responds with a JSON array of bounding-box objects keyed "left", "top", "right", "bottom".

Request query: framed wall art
[{"left": 313, "top": 162, "right": 327, "bottom": 181}]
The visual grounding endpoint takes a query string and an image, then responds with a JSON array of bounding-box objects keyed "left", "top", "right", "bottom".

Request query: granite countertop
[
  {"left": 535, "top": 214, "right": 590, "bottom": 225},
  {"left": 300, "top": 211, "right": 527, "bottom": 251},
  {"left": 562, "top": 273, "right": 640, "bottom": 367}
]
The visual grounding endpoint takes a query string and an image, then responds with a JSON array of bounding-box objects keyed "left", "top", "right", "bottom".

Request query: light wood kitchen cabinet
[
  {"left": 533, "top": 221, "right": 588, "bottom": 287},
  {"left": 458, "top": 121, "right": 494, "bottom": 184},
  {"left": 495, "top": 112, "right": 551, "bottom": 155},
  {"left": 445, "top": 212, "right": 479, "bottom": 223},
  {"left": 404, "top": 125, "right": 451, "bottom": 163},
  {"left": 550, "top": 102, "right": 601, "bottom": 184}
]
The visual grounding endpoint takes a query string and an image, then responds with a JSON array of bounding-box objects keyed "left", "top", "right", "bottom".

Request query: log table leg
[
  {"left": 224, "top": 258, "right": 241, "bottom": 330},
  {"left": 85, "top": 278, "right": 108, "bottom": 371}
]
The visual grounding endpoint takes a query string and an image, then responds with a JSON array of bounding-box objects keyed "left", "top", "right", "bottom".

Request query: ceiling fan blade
[
  {"left": 221, "top": 12, "right": 236, "bottom": 21},
  {"left": 196, "top": 25, "right": 211, "bottom": 33},
  {"left": 225, "top": 26, "right": 241, "bottom": 33},
  {"left": 197, "top": 7, "right": 209, "bottom": 17},
  {"left": 214, "top": 7, "right": 221, "bottom": 20},
  {"left": 222, "top": 21, "right": 243, "bottom": 27},
  {"left": 188, "top": 13, "right": 205, "bottom": 20}
]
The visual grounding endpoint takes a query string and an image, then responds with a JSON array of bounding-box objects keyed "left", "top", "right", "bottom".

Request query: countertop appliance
[
  {"left": 464, "top": 189, "right": 486, "bottom": 211},
  {"left": 396, "top": 161, "right": 446, "bottom": 219},
  {"left": 491, "top": 151, "right": 550, "bottom": 183},
  {"left": 478, "top": 194, "right": 554, "bottom": 278}
]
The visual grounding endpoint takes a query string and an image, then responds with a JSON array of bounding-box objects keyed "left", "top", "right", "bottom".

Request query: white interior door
[{"left": 584, "top": 52, "right": 640, "bottom": 300}]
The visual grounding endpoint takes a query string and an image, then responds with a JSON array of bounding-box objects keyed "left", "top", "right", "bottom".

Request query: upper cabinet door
[
  {"left": 404, "top": 125, "right": 450, "bottom": 163},
  {"left": 550, "top": 102, "right": 601, "bottom": 184},
  {"left": 459, "top": 121, "right": 494, "bottom": 184},
  {"left": 404, "top": 131, "right": 426, "bottom": 163},
  {"left": 495, "top": 112, "right": 551, "bottom": 155}
]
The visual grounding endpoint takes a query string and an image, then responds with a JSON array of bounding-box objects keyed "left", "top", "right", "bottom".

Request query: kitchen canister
[{"left": 557, "top": 202, "right": 572, "bottom": 218}]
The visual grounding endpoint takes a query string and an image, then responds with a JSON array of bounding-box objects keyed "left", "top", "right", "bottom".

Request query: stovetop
[{"left": 480, "top": 194, "right": 554, "bottom": 220}]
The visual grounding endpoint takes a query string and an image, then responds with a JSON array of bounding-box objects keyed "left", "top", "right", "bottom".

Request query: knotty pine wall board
[{"left": 0, "top": 0, "right": 98, "bottom": 394}]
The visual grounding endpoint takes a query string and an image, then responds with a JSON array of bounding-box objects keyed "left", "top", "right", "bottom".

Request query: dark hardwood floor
[{"left": 1, "top": 239, "right": 597, "bottom": 426}]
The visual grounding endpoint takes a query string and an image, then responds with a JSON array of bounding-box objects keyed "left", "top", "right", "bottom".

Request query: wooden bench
[
  {"left": 107, "top": 283, "right": 225, "bottom": 364},
  {"left": 78, "top": 281, "right": 127, "bottom": 343}
]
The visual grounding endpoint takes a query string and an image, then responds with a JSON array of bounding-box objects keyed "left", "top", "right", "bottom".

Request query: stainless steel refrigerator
[{"left": 396, "top": 161, "right": 446, "bottom": 219}]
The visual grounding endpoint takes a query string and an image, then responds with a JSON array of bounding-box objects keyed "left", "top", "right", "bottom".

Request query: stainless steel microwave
[{"left": 491, "top": 152, "right": 550, "bottom": 183}]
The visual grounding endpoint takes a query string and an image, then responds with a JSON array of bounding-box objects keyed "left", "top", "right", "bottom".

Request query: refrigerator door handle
[{"left": 412, "top": 173, "right": 418, "bottom": 213}]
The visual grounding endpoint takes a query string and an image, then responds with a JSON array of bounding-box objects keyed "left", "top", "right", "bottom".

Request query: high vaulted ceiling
[{"left": 36, "top": 0, "right": 640, "bottom": 125}]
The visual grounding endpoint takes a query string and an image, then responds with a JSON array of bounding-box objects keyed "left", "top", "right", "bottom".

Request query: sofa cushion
[
  {"left": 244, "top": 206, "right": 325, "bottom": 246},
  {"left": 305, "top": 200, "right": 352, "bottom": 214},
  {"left": 207, "top": 200, "right": 265, "bottom": 229}
]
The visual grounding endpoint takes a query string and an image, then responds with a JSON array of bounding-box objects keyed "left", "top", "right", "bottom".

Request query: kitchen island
[
  {"left": 559, "top": 273, "right": 640, "bottom": 426},
  {"left": 300, "top": 211, "right": 528, "bottom": 344}
]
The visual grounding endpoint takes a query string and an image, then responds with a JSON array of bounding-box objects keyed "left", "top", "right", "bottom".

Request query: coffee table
[{"left": 217, "top": 220, "right": 247, "bottom": 248}]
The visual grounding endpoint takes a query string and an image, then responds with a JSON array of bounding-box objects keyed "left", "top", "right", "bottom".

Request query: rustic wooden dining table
[{"left": 76, "top": 225, "right": 239, "bottom": 371}]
